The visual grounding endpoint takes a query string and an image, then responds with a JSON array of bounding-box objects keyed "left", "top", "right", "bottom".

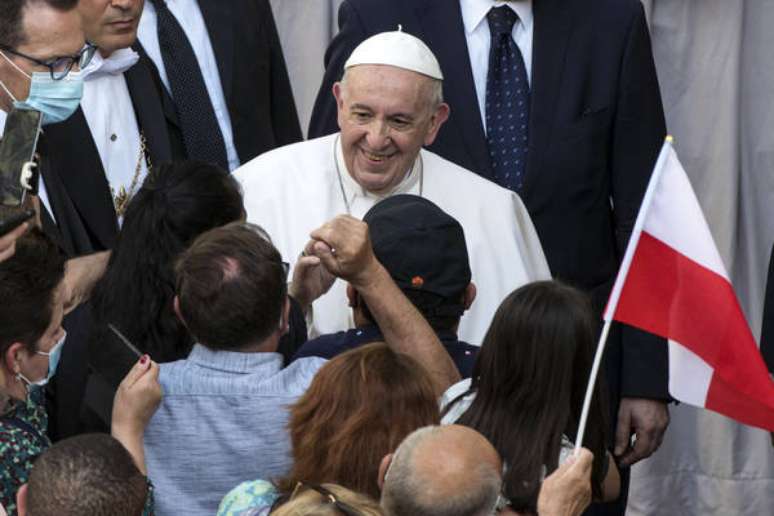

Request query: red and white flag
[{"left": 603, "top": 138, "right": 774, "bottom": 431}]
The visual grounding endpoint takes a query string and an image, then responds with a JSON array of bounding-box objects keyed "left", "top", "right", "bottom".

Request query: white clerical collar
[
  {"left": 80, "top": 47, "right": 140, "bottom": 81},
  {"left": 334, "top": 133, "right": 422, "bottom": 211},
  {"left": 460, "top": 0, "right": 533, "bottom": 35}
]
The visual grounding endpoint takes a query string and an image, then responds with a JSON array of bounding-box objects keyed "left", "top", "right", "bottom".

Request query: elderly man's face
[
  {"left": 0, "top": 3, "right": 84, "bottom": 111},
  {"left": 78, "top": 0, "right": 145, "bottom": 58},
  {"left": 333, "top": 65, "right": 449, "bottom": 195}
]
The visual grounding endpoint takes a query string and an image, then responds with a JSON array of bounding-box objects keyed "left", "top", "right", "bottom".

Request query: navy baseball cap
[{"left": 363, "top": 195, "right": 471, "bottom": 314}]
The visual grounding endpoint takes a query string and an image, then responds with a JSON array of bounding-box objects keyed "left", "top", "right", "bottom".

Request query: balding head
[{"left": 380, "top": 425, "right": 502, "bottom": 516}]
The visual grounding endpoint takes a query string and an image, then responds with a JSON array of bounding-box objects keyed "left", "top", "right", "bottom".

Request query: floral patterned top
[
  {"left": 218, "top": 479, "right": 279, "bottom": 516},
  {"left": 0, "top": 388, "right": 51, "bottom": 516}
]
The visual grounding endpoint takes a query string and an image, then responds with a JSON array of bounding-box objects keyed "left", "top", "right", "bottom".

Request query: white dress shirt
[
  {"left": 138, "top": 0, "right": 240, "bottom": 171},
  {"left": 459, "top": 0, "right": 534, "bottom": 133},
  {"left": 79, "top": 48, "right": 148, "bottom": 225}
]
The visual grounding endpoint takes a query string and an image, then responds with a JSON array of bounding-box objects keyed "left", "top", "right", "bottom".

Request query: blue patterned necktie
[
  {"left": 149, "top": 0, "right": 229, "bottom": 170},
  {"left": 485, "top": 6, "right": 530, "bottom": 191}
]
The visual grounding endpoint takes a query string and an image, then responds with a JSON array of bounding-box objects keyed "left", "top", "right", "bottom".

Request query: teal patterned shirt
[
  {"left": 218, "top": 479, "right": 279, "bottom": 516},
  {"left": 0, "top": 388, "right": 51, "bottom": 516}
]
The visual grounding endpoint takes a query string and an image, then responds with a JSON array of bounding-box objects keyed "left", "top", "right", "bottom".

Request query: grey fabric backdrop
[{"left": 270, "top": 1, "right": 774, "bottom": 513}]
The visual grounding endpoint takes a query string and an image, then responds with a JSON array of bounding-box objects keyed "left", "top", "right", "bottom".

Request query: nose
[
  {"left": 111, "top": 0, "right": 135, "bottom": 10},
  {"left": 365, "top": 119, "right": 391, "bottom": 150}
]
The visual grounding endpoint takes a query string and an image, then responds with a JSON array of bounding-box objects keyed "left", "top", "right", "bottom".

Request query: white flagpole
[{"left": 574, "top": 136, "right": 674, "bottom": 453}]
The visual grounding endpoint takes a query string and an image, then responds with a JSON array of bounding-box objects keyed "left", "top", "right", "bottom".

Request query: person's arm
[
  {"left": 309, "top": 215, "right": 460, "bottom": 395},
  {"left": 111, "top": 356, "right": 162, "bottom": 475},
  {"left": 600, "top": 452, "right": 620, "bottom": 502},
  {"left": 611, "top": 2, "right": 670, "bottom": 467},
  {"left": 63, "top": 251, "right": 110, "bottom": 314},
  {"left": 537, "top": 448, "right": 594, "bottom": 516}
]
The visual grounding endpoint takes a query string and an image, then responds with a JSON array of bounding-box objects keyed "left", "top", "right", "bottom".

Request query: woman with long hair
[
  {"left": 218, "top": 342, "right": 439, "bottom": 515},
  {"left": 441, "top": 280, "right": 619, "bottom": 514},
  {"left": 89, "top": 161, "right": 245, "bottom": 367}
]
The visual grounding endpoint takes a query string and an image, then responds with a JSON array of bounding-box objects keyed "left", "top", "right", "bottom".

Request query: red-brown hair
[{"left": 278, "top": 343, "right": 440, "bottom": 499}]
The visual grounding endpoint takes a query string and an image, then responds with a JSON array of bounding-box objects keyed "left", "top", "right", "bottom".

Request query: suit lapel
[
  {"left": 42, "top": 108, "right": 118, "bottom": 250},
  {"left": 125, "top": 55, "right": 174, "bottom": 165},
  {"left": 132, "top": 42, "right": 180, "bottom": 132},
  {"left": 522, "top": 0, "right": 572, "bottom": 195},
  {"left": 197, "top": 0, "right": 235, "bottom": 102},
  {"left": 415, "top": 0, "right": 492, "bottom": 178}
]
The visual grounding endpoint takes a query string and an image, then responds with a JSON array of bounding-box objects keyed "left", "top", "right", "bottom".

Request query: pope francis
[{"left": 235, "top": 29, "right": 551, "bottom": 344}]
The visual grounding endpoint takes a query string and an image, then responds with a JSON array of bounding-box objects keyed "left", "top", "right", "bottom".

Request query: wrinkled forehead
[
  {"left": 17, "top": 3, "right": 85, "bottom": 58},
  {"left": 341, "top": 64, "right": 436, "bottom": 111}
]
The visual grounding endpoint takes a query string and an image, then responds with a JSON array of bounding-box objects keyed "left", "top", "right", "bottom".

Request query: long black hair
[
  {"left": 89, "top": 161, "right": 244, "bottom": 367},
  {"left": 451, "top": 280, "right": 609, "bottom": 513}
]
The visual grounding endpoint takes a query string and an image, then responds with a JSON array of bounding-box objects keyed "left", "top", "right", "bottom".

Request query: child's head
[
  {"left": 457, "top": 280, "right": 607, "bottom": 512},
  {"left": 18, "top": 434, "right": 147, "bottom": 516}
]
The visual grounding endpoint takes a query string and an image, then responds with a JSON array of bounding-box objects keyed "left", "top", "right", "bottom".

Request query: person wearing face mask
[{"left": 0, "top": 228, "right": 67, "bottom": 515}]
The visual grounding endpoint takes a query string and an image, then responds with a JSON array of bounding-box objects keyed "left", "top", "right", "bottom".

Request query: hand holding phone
[{"left": 0, "top": 209, "right": 32, "bottom": 263}]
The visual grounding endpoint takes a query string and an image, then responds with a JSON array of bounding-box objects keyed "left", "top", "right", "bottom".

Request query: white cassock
[{"left": 235, "top": 133, "right": 551, "bottom": 345}]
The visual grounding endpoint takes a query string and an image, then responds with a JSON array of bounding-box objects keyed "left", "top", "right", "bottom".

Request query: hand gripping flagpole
[{"left": 574, "top": 136, "right": 674, "bottom": 454}]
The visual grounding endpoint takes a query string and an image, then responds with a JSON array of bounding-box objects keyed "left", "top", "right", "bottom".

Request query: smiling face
[
  {"left": 79, "top": 0, "right": 144, "bottom": 57},
  {"left": 333, "top": 65, "right": 449, "bottom": 195}
]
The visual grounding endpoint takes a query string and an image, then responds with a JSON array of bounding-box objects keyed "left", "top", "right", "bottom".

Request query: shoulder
[
  {"left": 218, "top": 479, "right": 278, "bottom": 516},
  {"left": 439, "top": 377, "right": 475, "bottom": 424},
  {"left": 294, "top": 326, "right": 380, "bottom": 361},
  {"left": 234, "top": 135, "right": 336, "bottom": 187},
  {"left": 421, "top": 148, "right": 520, "bottom": 204},
  {"left": 281, "top": 357, "right": 329, "bottom": 392}
]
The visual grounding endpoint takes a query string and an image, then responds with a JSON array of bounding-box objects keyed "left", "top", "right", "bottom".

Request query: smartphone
[
  {"left": 0, "top": 108, "right": 43, "bottom": 207},
  {"left": 0, "top": 208, "right": 34, "bottom": 237}
]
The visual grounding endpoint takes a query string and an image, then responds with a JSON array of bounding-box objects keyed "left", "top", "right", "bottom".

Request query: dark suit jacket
[
  {"left": 309, "top": 0, "right": 669, "bottom": 402},
  {"left": 759, "top": 244, "right": 774, "bottom": 373},
  {"left": 150, "top": 0, "right": 303, "bottom": 165},
  {"left": 40, "top": 53, "right": 177, "bottom": 440}
]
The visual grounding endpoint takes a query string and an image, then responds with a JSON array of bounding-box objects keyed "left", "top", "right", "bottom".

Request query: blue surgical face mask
[
  {"left": 17, "top": 330, "right": 67, "bottom": 388},
  {"left": 0, "top": 51, "right": 83, "bottom": 125}
]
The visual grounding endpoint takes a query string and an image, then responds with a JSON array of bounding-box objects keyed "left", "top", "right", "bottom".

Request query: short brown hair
[
  {"left": 278, "top": 343, "right": 440, "bottom": 499},
  {"left": 175, "top": 222, "right": 286, "bottom": 350}
]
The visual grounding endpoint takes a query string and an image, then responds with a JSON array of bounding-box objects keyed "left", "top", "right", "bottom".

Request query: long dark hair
[
  {"left": 451, "top": 281, "right": 609, "bottom": 513},
  {"left": 89, "top": 161, "right": 244, "bottom": 366}
]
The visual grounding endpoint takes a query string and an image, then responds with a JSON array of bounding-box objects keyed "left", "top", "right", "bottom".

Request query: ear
[
  {"left": 463, "top": 282, "right": 477, "bottom": 311},
  {"left": 4, "top": 342, "right": 25, "bottom": 375},
  {"left": 423, "top": 102, "right": 450, "bottom": 146},
  {"left": 16, "top": 483, "right": 28, "bottom": 516},
  {"left": 333, "top": 82, "right": 347, "bottom": 131},
  {"left": 377, "top": 453, "right": 393, "bottom": 491},
  {"left": 346, "top": 284, "right": 358, "bottom": 308},
  {"left": 172, "top": 296, "right": 187, "bottom": 328},
  {"left": 280, "top": 296, "right": 291, "bottom": 335}
]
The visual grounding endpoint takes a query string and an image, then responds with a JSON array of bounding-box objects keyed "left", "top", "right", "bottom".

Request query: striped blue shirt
[{"left": 144, "top": 344, "right": 326, "bottom": 516}]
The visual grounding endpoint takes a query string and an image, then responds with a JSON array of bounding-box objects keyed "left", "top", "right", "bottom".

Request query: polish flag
[{"left": 602, "top": 138, "right": 774, "bottom": 431}]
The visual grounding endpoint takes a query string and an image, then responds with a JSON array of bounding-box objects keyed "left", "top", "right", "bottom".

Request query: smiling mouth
[{"left": 361, "top": 148, "right": 395, "bottom": 163}]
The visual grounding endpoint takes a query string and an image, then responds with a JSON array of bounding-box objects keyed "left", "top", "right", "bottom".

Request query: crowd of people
[{"left": 0, "top": 0, "right": 692, "bottom": 515}]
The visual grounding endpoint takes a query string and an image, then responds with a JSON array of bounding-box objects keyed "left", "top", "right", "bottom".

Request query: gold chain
[{"left": 112, "top": 131, "right": 151, "bottom": 218}]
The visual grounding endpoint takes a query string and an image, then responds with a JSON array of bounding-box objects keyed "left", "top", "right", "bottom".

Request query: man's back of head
[
  {"left": 360, "top": 195, "right": 473, "bottom": 332},
  {"left": 20, "top": 433, "right": 146, "bottom": 516},
  {"left": 380, "top": 425, "right": 501, "bottom": 516},
  {"left": 175, "top": 222, "right": 288, "bottom": 352}
]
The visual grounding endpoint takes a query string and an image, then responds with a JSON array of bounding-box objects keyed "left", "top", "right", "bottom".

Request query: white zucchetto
[{"left": 344, "top": 26, "right": 444, "bottom": 80}]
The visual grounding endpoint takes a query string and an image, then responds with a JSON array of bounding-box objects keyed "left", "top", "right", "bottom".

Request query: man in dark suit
[
  {"left": 309, "top": 0, "right": 670, "bottom": 510},
  {"left": 41, "top": 0, "right": 179, "bottom": 440},
  {"left": 137, "top": 0, "right": 302, "bottom": 170}
]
